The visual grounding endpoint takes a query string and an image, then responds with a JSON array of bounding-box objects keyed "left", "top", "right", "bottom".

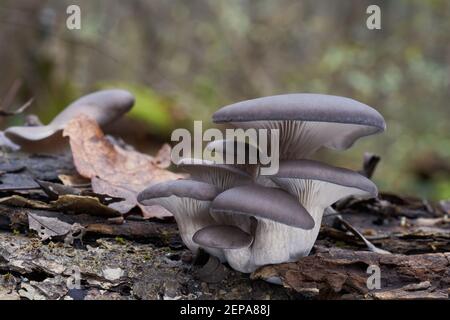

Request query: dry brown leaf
[
  {"left": 154, "top": 143, "right": 172, "bottom": 169},
  {"left": 0, "top": 194, "right": 120, "bottom": 218},
  {"left": 63, "top": 114, "right": 183, "bottom": 218},
  {"left": 91, "top": 177, "right": 171, "bottom": 218},
  {"left": 58, "top": 174, "right": 90, "bottom": 186}
]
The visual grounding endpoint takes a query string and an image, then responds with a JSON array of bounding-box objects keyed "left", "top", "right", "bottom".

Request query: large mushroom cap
[
  {"left": 210, "top": 185, "right": 314, "bottom": 229},
  {"left": 212, "top": 93, "right": 386, "bottom": 158},
  {"left": 137, "top": 179, "right": 219, "bottom": 206},
  {"left": 193, "top": 225, "right": 253, "bottom": 249},
  {"left": 4, "top": 89, "right": 134, "bottom": 153},
  {"left": 213, "top": 93, "right": 385, "bottom": 129},
  {"left": 177, "top": 158, "right": 252, "bottom": 190}
]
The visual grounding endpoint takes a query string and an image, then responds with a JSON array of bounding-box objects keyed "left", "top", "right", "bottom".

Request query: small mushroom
[
  {"left": 137, "top": 179, "right": 224, "bottom": 259},
  {"left": 177, "top": 157, "right": 252, "bottom": 190},
  {"left": 204, "top": 139, "right": 277, "bottom": 187},
  {"left": 193, "top": 225, "right": 253, "bottom": 249},
  {"left": 213, "top": 93, "right": 386, "bottom": 159},
  {"left": 5, "top": 89, "right": 134, "bottom": 153},
  {"left": 204, "top": 139, "right": 262, "bottom": 177},
  {"left": 209, "top": 185, "right": 314, "bottom": 273},
  {"left": 269, "top": 159, "right": 378, "bottom": 260}
]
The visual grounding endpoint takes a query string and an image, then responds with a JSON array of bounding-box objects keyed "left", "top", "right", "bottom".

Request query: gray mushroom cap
[
  {"left": 137, "top": 179, "right": 219, "bottom": 206},
  {"left": 213, "top": 93, "right": 385, "bottom": 130},
  {"left": 193, "top": 225, "right": 253, "bottom": 249},
  {"left": 210, "top": 185, "right": 314, "bottom": 229},
  {"left": 5, "top": 89, "right": 134, "bottom": 152},
  {"left": 212, "top": 94, "right": 386, "bottom": 158},
  {"left": 137, "top": 179, "right": 223, "bottom": 259},
  {"left": 205, "top": 139, "right": 263, "bottom": 164},
  {"left": 273, "top": 159, "right": 378, "bottom": 197},
  {"left": 178, "top": 158, "right": 251, "bottom": 178},
  {"left": 177, "top": 158, "right": 252, "bottom": 190}
]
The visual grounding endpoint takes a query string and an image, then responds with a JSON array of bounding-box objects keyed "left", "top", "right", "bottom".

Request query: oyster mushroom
[
  {"left": 5, "top": 89, "right": 134, "bottom": 153},
  {"left": 193, "top": 225, "right": 253, "bottom": 249},
  {"left": 213, "top": 93, "right": 386, "bottom": 159},
  {"left": 209, "top": 185, "right": 314, "bottom": 273},
  {"left": 270, "top": 159, "right": 378, "bottom": 260},
  {"left": 204, "top": 139, "right": 262, "bottom": 177},
  {"left": 137, "top": 179, "right": 224, "bottom": 259},
  {"left": 177, "top": 157, "right": 252, "bottom": 191},
  {"left": 204, "top": 139, "right": 277, "bottom": 187}
]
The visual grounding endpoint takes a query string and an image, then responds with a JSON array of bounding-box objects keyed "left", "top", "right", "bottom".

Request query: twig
[
  {"left": 336, "top": 215, "right": 391, "bottom": 254},
  {"left": 0, "top": 98, "right": 34, "bottom": 117},
  {"left": 359, "top": 152, "right": 381, "bottom": 179}
]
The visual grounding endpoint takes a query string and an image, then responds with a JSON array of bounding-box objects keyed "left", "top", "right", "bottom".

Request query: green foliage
[{"left": 99, "top": 83, "right": 175, "bottom": 135}]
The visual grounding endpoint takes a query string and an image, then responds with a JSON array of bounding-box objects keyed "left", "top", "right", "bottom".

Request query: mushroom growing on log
[
  {"left": 5, "top": 89, "right": 134, "bottom": 153},
  {"left": 137, "top": 93, "right": 386, "bottom": 275}
]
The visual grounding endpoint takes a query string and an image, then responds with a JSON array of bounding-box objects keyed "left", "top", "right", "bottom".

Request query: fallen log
[{"left": 251, "top": 247, "right": 450, "bottom": 300}]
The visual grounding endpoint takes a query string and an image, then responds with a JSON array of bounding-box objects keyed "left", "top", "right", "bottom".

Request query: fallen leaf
[
  {"left": 63, "top": 115, "right": 183, "bottom": 218},
  {"left": 58, "top": 174, "right": 90, "bottom": 186},
  {"left": 0, "top": 98, "right": 33, "bottom": 117},
  {"left": 28, "top": 212, "right": 74, "bottom": 240},
  {"left": 153, "top": 143, "right": 172, "bottom": 169},
  {"left": 36, "top": 180, "right": 124, "bottom": 205},
  {"left": 91, "top": 177, "right": 172, "bottom": 218},
  {"left": 0, "top": 194, "right": 121, "bottom": 217}
]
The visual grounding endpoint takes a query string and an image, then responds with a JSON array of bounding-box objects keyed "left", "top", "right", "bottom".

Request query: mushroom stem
[{"left": 148, "top": 196, "right": 225, "bottom": 261}]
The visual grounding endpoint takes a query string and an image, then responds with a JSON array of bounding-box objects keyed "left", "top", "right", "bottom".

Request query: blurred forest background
[{"left": 0, "top": 0, "right": 449, "bottom": 200}]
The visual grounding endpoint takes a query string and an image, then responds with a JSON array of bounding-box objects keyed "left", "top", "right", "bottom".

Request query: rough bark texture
[{"left": 252, "top": 247, "right": 450, "bottom": 300}]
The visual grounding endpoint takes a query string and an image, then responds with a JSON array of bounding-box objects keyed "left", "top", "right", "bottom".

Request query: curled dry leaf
[
  {"left": 63, "top": 115, "right": 184, "bottom": 218},
  {"left": 36, "top": 180, "right": 124, "bottom": 205},
  {"left": 0, "top": 194, "right": 120, "bottom": 218}
]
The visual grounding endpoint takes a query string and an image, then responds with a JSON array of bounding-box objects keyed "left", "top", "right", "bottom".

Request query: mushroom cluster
[{"left": 138, "top": 93, "right": 386, "bottom": 273}]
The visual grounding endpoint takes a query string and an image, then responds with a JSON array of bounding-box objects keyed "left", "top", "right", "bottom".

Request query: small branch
[
  {"left": 359, "top": 152, "right": 381, "bottom": 179},
  {"left": 0, "top": 98, "right": 34, "bottom": 117}
]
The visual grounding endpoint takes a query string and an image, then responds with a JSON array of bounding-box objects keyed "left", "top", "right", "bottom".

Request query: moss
[{"left": 115, "top": 237, "right": 127, "bottom": 245}]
